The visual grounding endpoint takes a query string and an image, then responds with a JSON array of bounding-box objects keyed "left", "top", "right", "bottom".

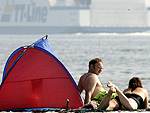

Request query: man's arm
[{"left": 84, "top": 75, "right": 97, "bottom": 104}]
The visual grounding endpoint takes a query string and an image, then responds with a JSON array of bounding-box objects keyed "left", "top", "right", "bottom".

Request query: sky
[
  {"left": 145, "top": 0, "right": 150, "bottom": 7},
  {"left": 48, "top": 0, "right": 56, "bottom": 6},
  {"left": 48, "top": 0, "right": 150, "bottom": 7}
]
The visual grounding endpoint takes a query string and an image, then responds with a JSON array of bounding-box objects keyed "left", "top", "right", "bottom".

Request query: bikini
[{"left": 115, "top": 93, "right": 144, "bottom": 109}]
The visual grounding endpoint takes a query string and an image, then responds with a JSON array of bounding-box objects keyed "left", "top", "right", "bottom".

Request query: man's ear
[{"left": 90, "top": 64, "right": 94, "bottom": 69}]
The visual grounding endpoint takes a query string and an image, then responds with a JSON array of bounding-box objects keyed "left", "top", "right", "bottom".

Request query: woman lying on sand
[{"left": 98, "top": 77, "right": 149, "bottom": 110}]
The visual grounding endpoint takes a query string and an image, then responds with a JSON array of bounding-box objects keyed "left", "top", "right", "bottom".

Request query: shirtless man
[{"left": 78, "top": 58, "right": 107, "bottom": 104}]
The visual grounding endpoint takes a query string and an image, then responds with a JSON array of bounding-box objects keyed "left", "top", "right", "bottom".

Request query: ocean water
[{"left": 0, "top": 33, "right": 150, "bottom": 99}]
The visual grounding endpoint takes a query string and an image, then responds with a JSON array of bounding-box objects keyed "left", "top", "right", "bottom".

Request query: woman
[{"left": 98, "top": 77, "right": 149, "bottom": 110}]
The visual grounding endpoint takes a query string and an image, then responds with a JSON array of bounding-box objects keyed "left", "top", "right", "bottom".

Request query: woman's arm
[{"left": 144, "top": 89, "right": 149, "bottom": 109}]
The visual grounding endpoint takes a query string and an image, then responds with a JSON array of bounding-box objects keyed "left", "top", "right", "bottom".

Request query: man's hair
[
  {"left": 89, "top": 58, "right": 103, "bottom": 68},
  {"left": 128, "top": 77, "right": 143, "bottom": 92}
]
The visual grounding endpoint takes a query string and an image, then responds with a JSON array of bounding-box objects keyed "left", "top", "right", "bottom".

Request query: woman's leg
[
  {"left": 98, "top": 82, "right": 117, "bottom": 110},
  {"left": 106, "top": 99, "right": 120, "bottom": 110},
  {"left": 110, "top": 82, "right": 138, "bottom": 109}
]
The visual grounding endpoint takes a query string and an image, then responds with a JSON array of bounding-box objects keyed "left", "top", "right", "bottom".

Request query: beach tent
[{"left": 0, "top": 36, "right": 83, "bottom": 111}]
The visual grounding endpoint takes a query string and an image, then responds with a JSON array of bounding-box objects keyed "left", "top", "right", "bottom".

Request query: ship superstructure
[{"left": 0, "top": 0, "right": 149, "bottom": 34}]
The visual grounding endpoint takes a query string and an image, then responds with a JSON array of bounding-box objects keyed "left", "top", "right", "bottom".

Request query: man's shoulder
[
  {"left": 83, "top": 72, "right": 97, "bottom": 77},
  {"left": 86, "top": 73, "right": 98, "bottom": 82},
  {"left": 89, "top": 73, "right": 98, "bottom": 77},
  {"left": 81, "top": 72, "right": 97, "bottom": 80}
]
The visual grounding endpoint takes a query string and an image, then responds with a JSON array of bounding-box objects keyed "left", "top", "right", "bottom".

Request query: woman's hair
[
  {"left": 89, "top": 58, "right": 103, "bottom": 68},
  {"left": 128, "top": 77, "right": 143, "bottom": 92}
]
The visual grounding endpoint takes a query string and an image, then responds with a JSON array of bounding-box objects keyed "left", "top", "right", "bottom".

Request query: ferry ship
[{"left": 0, "top": 0, "right": 150, "bottom": 34}]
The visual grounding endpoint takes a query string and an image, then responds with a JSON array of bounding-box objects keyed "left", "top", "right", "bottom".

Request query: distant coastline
[{"left": 0, "top": 26, "right": 150, "bottom": 34}]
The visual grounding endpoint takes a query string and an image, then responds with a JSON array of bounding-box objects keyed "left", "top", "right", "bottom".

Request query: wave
[{"left": 74, "top": 31, "right": 150, "bottom": 36}]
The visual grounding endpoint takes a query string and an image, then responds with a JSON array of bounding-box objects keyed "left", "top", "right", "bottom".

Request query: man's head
[{"left": 89, "top": 58, "right": 103, "bottom": 75}]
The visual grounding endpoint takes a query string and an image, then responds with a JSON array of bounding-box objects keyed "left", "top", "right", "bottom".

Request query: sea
[{"left": 0, "top": 32, "right": 150, "bottom": 100}]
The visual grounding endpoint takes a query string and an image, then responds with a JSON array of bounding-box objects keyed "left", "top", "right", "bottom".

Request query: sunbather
[{"left": 98, "top": 77, "right": 149, "bottom": 110}]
